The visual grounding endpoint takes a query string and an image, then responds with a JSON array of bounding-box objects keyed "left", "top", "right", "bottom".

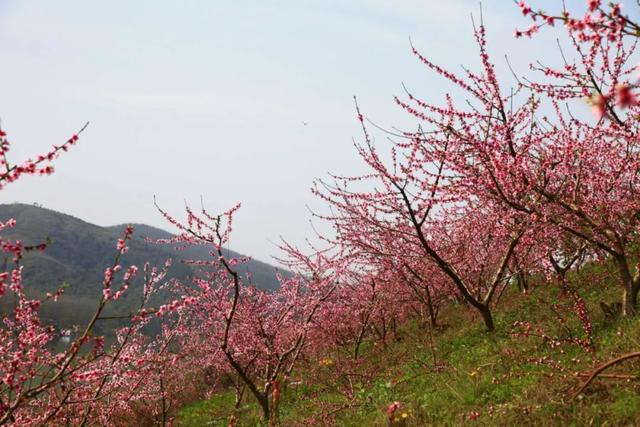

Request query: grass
[{"left": 177, "top": 269, "right": 640, "bottom": 426}]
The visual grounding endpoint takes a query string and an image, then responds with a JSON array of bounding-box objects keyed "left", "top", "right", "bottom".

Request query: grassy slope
[{"left": 177, "top": 261, "right": 640, "bottom": 426}]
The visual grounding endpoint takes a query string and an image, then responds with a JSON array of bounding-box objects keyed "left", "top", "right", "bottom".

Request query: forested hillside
[{"left": 0, "top": 203, "right": 285, "bottom": 332}]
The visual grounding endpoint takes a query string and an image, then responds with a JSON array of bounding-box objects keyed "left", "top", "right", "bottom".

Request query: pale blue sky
[{"left": 1, "top": 1, "right": 573, "bottom": 263}]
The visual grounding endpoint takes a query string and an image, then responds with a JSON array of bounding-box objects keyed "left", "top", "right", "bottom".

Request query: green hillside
[
  {"left": 178, "top": 267, "right": 640, "bottom": 426},
  {"left": 0, "top": 204, "right": 285, "bottom": 332}
]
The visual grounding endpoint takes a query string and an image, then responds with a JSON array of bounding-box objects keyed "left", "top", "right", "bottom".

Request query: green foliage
[
  {"left": 178, "top": 392, "right": 239, "bottom": 427},
  {"left": 610, "top": 390, "right": 640, "bottom": 419}
]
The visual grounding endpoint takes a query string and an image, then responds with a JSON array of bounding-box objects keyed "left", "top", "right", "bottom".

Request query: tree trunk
[
  {"left": 354, "top": 325, "right": 366, "bottom": 360},
  {"left": 391, "top": 317, "right": 399, "bottom": 341},
  {"left": 517, "top": 271, "right": 528, "bottom": 293},
  {"left": 234, "top": 381, "right": 245, "bottom": 409},
  {"left": 478, "top": 305, "right": 495, "bottom": 332},
  {"left": 615, "top": 255, "right": 638, "bottom": 316},
  {"left": 424, "top": 283, "right": 438, "bottom": 327},
  {"left": 259, "top": 396, "right": 270, "bottom": 425},
  {"left": 622, "top": 286, "right": 638, "bottom": 316}
]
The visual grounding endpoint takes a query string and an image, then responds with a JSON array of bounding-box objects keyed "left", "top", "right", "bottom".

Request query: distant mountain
[
  {"left": 0, "top": 203, "right": 287, "bottom": 331},
  {"left": 107, "top": 223, "right": 287, "bottom": 294}
]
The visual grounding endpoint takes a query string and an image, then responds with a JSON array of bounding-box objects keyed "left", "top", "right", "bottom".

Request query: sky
[{"left": 0, "top": 0, "right": 574, "bottom": 264}]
